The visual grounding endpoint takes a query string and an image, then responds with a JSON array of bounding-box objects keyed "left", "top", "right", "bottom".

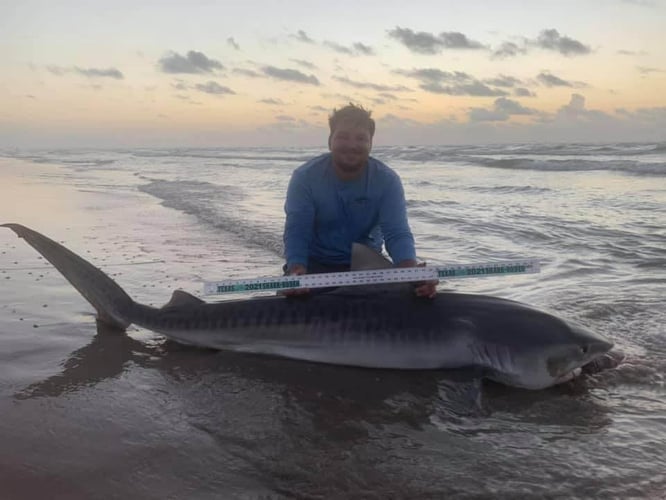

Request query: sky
[{"left": 1, "top": 0, "right": 665, "bottom": 148}]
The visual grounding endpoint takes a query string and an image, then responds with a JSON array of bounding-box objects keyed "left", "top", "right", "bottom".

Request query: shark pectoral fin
[{"left": 161, "top": 290, "right": 206, "bottom": 309}]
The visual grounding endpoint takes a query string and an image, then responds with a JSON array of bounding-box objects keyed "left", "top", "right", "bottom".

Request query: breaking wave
[{"left": 138, "top": 180, "right": 284, "bottom": 256}]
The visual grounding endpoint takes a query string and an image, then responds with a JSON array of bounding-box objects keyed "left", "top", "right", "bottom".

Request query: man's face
[{"left": 329, "top": 121, "right": 373, "bottom": 179}]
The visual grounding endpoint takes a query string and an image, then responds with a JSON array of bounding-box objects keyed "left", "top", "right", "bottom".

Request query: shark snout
[
  {"left": 584, "top": 338, "right": 614, "bottom": 358},
  {"left": 574, "top": 324, "right": 614, "bottom": 361},
  {"left": 547, "top": 332, "right": 614, "bottom": 380}
]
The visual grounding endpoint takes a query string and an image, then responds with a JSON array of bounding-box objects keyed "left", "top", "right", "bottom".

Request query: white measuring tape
[{"left": 203, "top": 258, "right": 540, "bottom": 295}]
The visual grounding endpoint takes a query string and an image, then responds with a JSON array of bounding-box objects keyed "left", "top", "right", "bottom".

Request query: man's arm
[
  {"left": 283, "top": 171, "right": 315, "bottom": 270},
  {"left": 282, "top": 171, "right": 315, "bottom": 295},
  {"left": 378, "top": 173, "right": 416, "bottom": 264},
  {"left": 380, "top": 174, "right": 438, "bottom": 298}
]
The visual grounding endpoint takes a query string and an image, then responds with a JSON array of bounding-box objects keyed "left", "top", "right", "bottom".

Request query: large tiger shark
[{"left": 2, "top": 223, "right": 613, "bottom": 389}]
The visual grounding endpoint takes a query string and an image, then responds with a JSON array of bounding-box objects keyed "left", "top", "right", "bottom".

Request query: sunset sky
[{"left": 2, "top": 0, "right": 665, "bottom": 148}]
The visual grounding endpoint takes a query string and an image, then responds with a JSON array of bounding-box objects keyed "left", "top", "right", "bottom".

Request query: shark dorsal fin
[
  {"left": 350, "top": 243, "right": 393, "bottom": 271},
  {"left": 335, "top": 243, "right": 411, "bottom": 295},
  {"left": 162, "top": 290, "right": 205, "bottom": 309}
]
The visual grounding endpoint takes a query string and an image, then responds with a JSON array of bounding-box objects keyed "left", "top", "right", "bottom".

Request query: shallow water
[{"left": 0, "top": 143, "right": 664, "bottom": 498}]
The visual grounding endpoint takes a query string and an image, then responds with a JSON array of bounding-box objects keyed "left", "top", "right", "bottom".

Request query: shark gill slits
[
  {"left": 329, "top": 310, "right": 339, "bottom": 324},
  {"left": 273, "top": 307, "right": 285, "bottom": 326},
  {"left": 226, "top": 315, "right": 235, "bottom": 328},
  {"left": 254, "top": 309, "right": 263, "bottom": 327}
]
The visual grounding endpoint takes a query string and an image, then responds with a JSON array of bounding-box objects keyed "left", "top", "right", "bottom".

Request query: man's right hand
[{"left": 282, "top": 264, "right": 310, "bottom": 296}]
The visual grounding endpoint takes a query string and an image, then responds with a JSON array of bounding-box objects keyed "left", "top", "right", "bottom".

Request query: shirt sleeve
[
  {"left": 378, "top": 173, "right": 416, "bottom": 264},
  {"left": 283, "top": 169, "right": 315, "bottom": 267}
]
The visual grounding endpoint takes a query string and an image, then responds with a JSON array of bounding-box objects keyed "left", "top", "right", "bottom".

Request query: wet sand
[{"left": 0, "top": 159, "right": 255, "bottom": 499}]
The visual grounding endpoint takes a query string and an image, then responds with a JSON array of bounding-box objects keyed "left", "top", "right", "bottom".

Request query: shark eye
[{"left": 581, "top": 345, "right": 589, "bottom": 355}]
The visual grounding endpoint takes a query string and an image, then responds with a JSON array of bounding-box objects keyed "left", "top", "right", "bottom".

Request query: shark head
[
  {"left": 483, "top": 317, "right": 614, "bottom": 389},
  {"left": 543, "top": 322, "right": 615, "bottom": 383}
]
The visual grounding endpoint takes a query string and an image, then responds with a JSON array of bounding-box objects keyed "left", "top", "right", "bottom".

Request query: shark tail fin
[{"left": 2, "top": 223, "right": 134, "bottom": 330}]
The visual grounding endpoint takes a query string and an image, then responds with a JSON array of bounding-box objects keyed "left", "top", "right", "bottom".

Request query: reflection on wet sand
[{"left": 10, "top": 321, "right": 619, "bottom": 497}]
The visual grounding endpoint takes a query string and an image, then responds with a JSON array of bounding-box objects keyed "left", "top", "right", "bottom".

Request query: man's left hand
[{"left": 397, "top": 260, "right": 439, "bottom": 299}]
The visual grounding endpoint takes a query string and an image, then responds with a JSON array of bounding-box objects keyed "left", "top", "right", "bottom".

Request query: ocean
[{"left": 0, "top": 142, "right": 664, "bottom": 499}]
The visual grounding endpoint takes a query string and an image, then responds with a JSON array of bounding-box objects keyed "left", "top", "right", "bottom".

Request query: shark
[{"left": 2, "top": 223, "right": 613, "bottom": 389}]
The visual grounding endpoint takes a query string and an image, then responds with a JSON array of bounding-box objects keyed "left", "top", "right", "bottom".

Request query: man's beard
[{"left": 334, "top": 150, "right": 367, "bottom": 173}]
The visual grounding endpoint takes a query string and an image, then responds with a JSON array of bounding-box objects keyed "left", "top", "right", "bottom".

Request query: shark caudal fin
[{"left": 2, "top": 223, "right": 134, "bottom": 330}]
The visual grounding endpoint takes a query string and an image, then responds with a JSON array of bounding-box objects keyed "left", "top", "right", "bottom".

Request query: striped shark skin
[{"left": 2, "top": 223, "right": 613, "bottom": 389}]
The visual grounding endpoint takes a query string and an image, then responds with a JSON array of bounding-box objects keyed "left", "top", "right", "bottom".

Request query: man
[{"left": 282, "top": 103, "right": 437, "bottom": 298}]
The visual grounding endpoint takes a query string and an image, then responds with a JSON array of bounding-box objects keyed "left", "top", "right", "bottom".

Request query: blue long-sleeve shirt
[{"left": 283, "top": 153, "right": 416, "bottom": 268}]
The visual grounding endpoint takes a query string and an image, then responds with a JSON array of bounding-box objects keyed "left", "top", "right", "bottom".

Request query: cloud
[
  {"left": 233, "top": 68, "right": 261, "bottom": 78},
  {"left": 468, "top": 97, "right": 537, "bottom": 122},
  {"left": 290, "top": 59, "right": 317, "bottom": 69},
  {"left": 323, "top": 41, "right": 375, "bottom": 56},
  {"left": 396, "top": 68, "right": 470, "bottom": 84},
  {"left": 493, "top": 30, "right": 591, "bottom": 59},
  {"left": 491, "top": 41, "right": 528, "bottom": 59},
  {"left": 47, "top": 65, "right": 124, "bottom": 79},
  {"left": 377, "top": 92, "right": 398, "bottom": 101},
  {"left": 616, "top": 106, "right": 666, "bottom": 121},
  {"left": 353, "top": 42, "right": 374, "bottom": 55},
  {"left": 171, "top": 79, "right": 188, "bottom": 90},
  {"left": 76, "top": 67, "right": 124, "bottom": 79},
  {"left": 483, "top": 74, "right": 523, "bottom": 88},
  {"left": 194, "top": 81, "right": 235, "bottom": 95},
  {"left": 617, "top": 49, "right": 648, "bottom": 56},
  {"left": 537, "top": 71, "right": 580, "bottom": 87},
  {"left": 227, "top": 37, "right": 240, "bottom": 50},
  {"left": 387, "top": 28, "right": 440, "bottom": 54},
  {"left": 323, "top": 41, "right": 352, "bottom": 54},
  {"left": 174, "top": 94, "right": 202, "bottom": 105},
  {"left": 262, "top": 66, "right": 320, "bottom": 85},
  {"left": 558, "top": 93, "right": 586, "bottom": 117},
  {"left": 514, "top": 87, "right": 536, "bottom": 97},
  {"left": 494, "top": 97, "right": 536, "bottom": 115},
  {"left": 171, "top": 79, "right": 235, "bottom": 96},
  {"left": 424, "top": 82, "right": 507, "bottom": 96},
  {"left": 396, "top": 68, "right": 507, "bottom": 96},
  {"left": 291, "top": 30, "right": 315, "bottom": 44},
  {"left": 378, "top": 113, "right": 427, "bottom": 128},
  {"left": 468, "top": 108, "right": 509, "bottom": 122},
  {"left": 256, "top": 116, "right": 318, "bottom": 137},
  {"left": 533, "top": 29, "right": 591, "bottom": 56},
  {"left": 438, "top": 32, "right": 485, "bottom": 49},
  {"left": 551, "top": 93, "right": 611, "bottom": 122},
  {"left": 636, "top": 66, "right": 664, "bottom": 74},
  {"left": 46, "top": 65, "right": 66, "bottom": 76},
  {"left": 159, "top": 50, "right": 224, "bottom": 74},
  {"left": 387, "top": 27, "right": 485, "bottom": 54},
  {"left": 332, "top": 76, "right": 410, "bottom": 92},
  {"left": 259, "top": 98, "right": 284, "bottom": 105}
]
